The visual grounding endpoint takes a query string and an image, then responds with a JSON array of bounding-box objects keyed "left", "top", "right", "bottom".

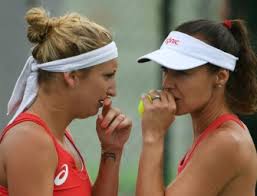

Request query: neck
[
  {"left": 27, "top": 89, "right": 73, "bottom": 142},
  {"left": 190, "top": 93, "right": 232, "bottom": 142}
]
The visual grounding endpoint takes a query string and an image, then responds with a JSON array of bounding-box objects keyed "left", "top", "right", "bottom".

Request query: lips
[{"left": 98, "top": 96, "right": 111, "bottom": 108}]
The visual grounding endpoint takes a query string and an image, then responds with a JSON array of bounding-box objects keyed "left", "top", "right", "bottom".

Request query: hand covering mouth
[
  {"left": 98, "top": 96, "right": 111, "bottom": 107},
  {"left": 99, "top": 100, "right": 104, "bottom": 107}
]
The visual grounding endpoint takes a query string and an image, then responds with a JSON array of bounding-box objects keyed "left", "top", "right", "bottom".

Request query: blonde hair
[
  {"left": 25, "top": 7, "right": 113, "bottom": 86},
  {"left": 26, "top": 7, "right": 113, "bottom": 63}
]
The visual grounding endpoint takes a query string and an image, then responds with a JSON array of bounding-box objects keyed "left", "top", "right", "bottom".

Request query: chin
[
  {"left": 76, "top": 114, "right": 90, "bottom": 119},
  {"left": 76, "top": 111, "right": 95, "bottom": 119},
  {"left": 175, "top": 108, "right": 189, "bottom": 116},
  {"left": 175, "top": 111, "right": 186, "bottom": 116},
  {"left": 87, "top": 109, "right": 99, "bottom": 117},
  {"left": 91, "top": 110, "right": 99, "bottom": 116}
]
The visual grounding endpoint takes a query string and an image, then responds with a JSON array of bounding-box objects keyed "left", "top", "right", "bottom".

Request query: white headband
[
  {"left": 7, "top": 41, "right": 118, "bottom": 124},
  {"left": 138, "top": 31, "right": 238, "bottom": 71}
]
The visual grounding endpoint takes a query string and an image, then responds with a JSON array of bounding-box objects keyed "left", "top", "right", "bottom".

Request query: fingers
[
  {"left": 148, "top": 89, "right": 161, "bottom": 103},
  {"left": 100, "top": 96, "right": 120, "bottom": 128},
  {"left": 142, "top": 89, "right": 176, "bottom": 114},
  {"left": 162, "top": 89, "right": 174, "bottom": 103},
  {"left": 141, "top": 93, "right": 152, "bottom": 109},
  {"left": 149, "top": 89, "right": 176, "bottom": 103},
  {"left": 106, "top": 114, "right": 132, "bottom": 134},
  {"left": 106, "top": 115, "right": 132, "bottom": 135},
  {"left": 105, "top": 114, "right": 125, "bottom": 134},
  {"left": 99, "top": 112, "right": 132, "bottom": 135},
  {"left": 116, "top": 116, "right": 132, "bottom": 130},
  {"left": 100, "top": 107, "right": 121, "bottom": 129},
  {"left": 99, "top": 97, "right": 131, "bottom": 133},
  {"left": 102, "top": 97, "right": 112, "bottom": 116},
  {"left": 147, "top": 89, "right": 168, "bottom": 105}
]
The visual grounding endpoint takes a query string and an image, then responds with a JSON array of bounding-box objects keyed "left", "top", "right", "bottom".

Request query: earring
[{"left": 217, "top": 84, "right": 223, "bottom": 88}]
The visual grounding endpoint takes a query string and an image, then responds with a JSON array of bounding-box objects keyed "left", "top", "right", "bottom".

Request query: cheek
[
  {"left": 74, "top": 83, "right": 97, "bottom": 105},
  {"left": 86, "top": 79, "right": 106, "bottom": 94},
  {"left": 177, "top": 81, "right": 213, "bottom": 112}
]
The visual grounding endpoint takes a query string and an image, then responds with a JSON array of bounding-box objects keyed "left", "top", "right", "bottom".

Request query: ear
[
  {"left": 63, "top": 72, "right": 79, "bottom": 88},
  {"left": 215, "top": 69, "right": 230, "bottom": 87}
]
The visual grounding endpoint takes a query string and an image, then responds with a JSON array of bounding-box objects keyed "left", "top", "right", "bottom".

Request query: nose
[
  {"left": 162, "top": 70, "right": 176, "bottom": 91},
  {"left": 107, "top": 82, "right": 117, "bottom": 97}
]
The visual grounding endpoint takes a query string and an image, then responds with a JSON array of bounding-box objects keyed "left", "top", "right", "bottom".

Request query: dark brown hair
[{"left": 175, "top": 19, "right": 257, "bottom": 115}]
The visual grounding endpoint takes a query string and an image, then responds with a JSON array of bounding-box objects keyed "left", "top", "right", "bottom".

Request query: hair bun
[{"left": 25, "top": 7, "right": 52, "bottom": 44}]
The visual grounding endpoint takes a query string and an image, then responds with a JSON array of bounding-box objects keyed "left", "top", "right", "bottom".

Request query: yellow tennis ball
[
  {"left": 138, "top": 99, "right": 144, "bottom": 116},
  {"left": 138, "top": 95, "right": 152, "bottom": 116}
]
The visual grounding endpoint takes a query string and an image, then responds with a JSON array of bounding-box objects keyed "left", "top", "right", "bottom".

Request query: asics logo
[{"left": 54, "top": 164, "right": 69, "bottom": 186}]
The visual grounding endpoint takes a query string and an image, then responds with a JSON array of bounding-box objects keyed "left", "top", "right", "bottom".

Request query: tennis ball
[{"left": 138, "top": 95, "right": 152, "bottom": 116}]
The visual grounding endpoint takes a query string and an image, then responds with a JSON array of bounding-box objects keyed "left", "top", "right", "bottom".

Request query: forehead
[
  {"left": 165, "top": 65, "right": 207, "bottom": 72},
  {"left": 92, "top": 59, "right": 118, "bottom": 72},
  {"left": 167, "top": 65, "right": 217, "bottom": 78}
]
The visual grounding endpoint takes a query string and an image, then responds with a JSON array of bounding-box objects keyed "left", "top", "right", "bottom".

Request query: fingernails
[{"left": 119, "top": 114, "right": 125, "bottom": 120}]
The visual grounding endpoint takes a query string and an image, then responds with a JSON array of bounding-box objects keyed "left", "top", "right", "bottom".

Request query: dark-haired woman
[{"left": 136, "top": 19, "right": 257, "bottom": 196}]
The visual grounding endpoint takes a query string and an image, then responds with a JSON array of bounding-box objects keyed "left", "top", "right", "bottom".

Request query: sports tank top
[
  {"left": 0, "top": 112, "right": 92, "bottom": 196},
  {"left": 177, "top": 114, "right": 245, "bottom": 174}
]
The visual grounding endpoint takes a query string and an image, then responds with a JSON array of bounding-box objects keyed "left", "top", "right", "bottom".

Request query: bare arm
[
  {"left": 136, "top": 90, "right": 175, "bottom": 196},
  {"left": 136, "top": 139, "right": 165, "bottom": 196},
  {"left": 92, "top": 97, "right": 132, "bottom": 196},
  {"left": 136, "top": 91, "right": 245, "bottom": 196},
  {"left": 92, "top": 149, "right": 123, "bottom": 196},
  {"left": 168, "top": 130, "right": 240, "bottom": 195},
  {"left": 137, "top": 126, "right": 244, "bottom": 196},
  {"left": 2, "top": 123, "right": 57, "bottom": 196}
]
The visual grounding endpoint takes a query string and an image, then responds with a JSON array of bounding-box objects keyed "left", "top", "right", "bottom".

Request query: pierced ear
[
  {"left": 215, "top": 69, "right": 229, "bottom": 87},
  {"left": 63, "top": 72, "right": 79, "bottom": 88}
]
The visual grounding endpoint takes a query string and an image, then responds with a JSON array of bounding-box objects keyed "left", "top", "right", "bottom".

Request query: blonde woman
[{"left": 0, "top": 7, "right": 132, "bottom": 196}]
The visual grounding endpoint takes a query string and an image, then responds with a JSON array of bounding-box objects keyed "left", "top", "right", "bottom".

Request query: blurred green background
[{"left": 0, "top": 0, "right": 256, "bottom": 195}]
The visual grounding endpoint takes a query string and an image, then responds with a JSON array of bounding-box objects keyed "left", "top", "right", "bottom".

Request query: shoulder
[
  {"left": 220, "top": 120, "right": 257, "bottom": 176},
  {"left": 0, "top": 122, "right": 59, "bottom": 194},
  {"left": 197, "top": 121, "right": 247, "bottom": 161},
  {"left": 166, "top": 120, "right": 256, "bottom": 195},
  {"left": 213, "top": 120, "right": 256, "bottom": 165},
  {"left": 192, "top": 119, "right": 255, "bottom": 176},
  {"left": 1, "top": 121, "right": 58, "bottom": 169}
]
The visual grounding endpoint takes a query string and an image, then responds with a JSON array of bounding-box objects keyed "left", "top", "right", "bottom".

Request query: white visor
[{"left": 138, "top": 31, "right": 238, "bottom": 71}]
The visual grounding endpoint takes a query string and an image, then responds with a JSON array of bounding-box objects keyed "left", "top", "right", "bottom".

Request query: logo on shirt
[{"left": 54, "top": 164, "right": 69, "bottom": 186}]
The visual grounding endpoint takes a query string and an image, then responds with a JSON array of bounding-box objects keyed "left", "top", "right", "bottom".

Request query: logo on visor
[{"left": 165, "top": 37, "right": 180, "bottom": 45}]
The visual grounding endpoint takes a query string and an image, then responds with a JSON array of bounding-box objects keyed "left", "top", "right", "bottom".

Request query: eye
[
  {"left": 174, "top": 70, "right": 189, "bottom": 75},
  {"left": 104, "top": 72, "right": 116, "bottom": 79}
]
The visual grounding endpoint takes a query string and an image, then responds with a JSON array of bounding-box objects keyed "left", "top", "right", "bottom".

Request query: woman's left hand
[{"left": 96, "top": 98, "right": 132, "bottom": 152}]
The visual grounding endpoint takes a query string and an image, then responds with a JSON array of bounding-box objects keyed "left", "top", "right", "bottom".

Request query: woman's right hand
[
  {"left": 96, "top": 98, "right": 132, "bottom": 151},
  {"left": 141, "top": 90, "right": 176, "bottom": 143}
]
